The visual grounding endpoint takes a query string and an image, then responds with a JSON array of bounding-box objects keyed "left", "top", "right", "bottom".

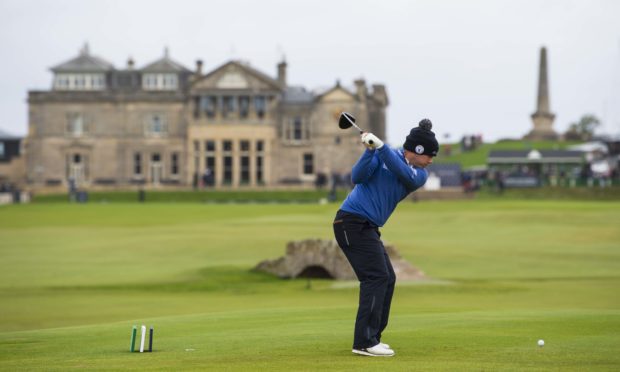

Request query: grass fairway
[{"left": 0, "top": 201, "right": 619, "bottom": 371}]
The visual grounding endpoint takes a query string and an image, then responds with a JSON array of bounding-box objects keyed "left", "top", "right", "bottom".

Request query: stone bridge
[{"left": 254, "top": 239, "right": 425, "bottom": 281}]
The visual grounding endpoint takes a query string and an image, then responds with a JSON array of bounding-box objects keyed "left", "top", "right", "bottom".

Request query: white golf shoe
[
  {"left": 352, "top": 344, "right": 395, "bottom": 357},
  {"left": 379, "top": 342, "right": 391, "bottom": 349}
]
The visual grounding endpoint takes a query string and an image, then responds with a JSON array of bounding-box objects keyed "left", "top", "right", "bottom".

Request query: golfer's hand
[{"left": 361, "top": 132, "right": 384, "bottom": 149}]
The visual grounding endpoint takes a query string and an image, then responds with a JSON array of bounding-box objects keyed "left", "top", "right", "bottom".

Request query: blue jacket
[{"left": 340, "top": 146, "right": 428, "bottom": 227}]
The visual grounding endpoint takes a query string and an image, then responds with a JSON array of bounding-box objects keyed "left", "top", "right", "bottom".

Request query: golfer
[{"left": 333, "top": 119, "right": 438, "bottom": 357}]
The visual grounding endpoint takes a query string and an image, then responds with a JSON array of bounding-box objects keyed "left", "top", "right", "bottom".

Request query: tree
[{"left": 565, "top": 114, "right": 601, "bottom": 141}]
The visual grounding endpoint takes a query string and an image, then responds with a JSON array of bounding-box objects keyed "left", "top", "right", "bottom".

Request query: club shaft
[{"left": 351, "top": 123, "right": 364, "bottom": 133}]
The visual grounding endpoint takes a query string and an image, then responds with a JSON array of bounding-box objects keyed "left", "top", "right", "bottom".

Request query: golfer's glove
[{"left": 361, "top": 133, "right": 384, "bottom": 149}]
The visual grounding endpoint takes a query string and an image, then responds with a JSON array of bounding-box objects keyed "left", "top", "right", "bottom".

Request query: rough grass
[{"left": 0, "top": 201, "right": 619, "bottom": 371}]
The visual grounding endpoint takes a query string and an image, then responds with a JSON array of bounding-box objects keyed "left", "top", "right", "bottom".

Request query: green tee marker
[{"left": 130, "top": 326, "right": 137, "bottom": 352}]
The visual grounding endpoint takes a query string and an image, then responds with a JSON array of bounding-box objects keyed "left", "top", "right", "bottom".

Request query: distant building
[
  {"left": 0, "top": 129, "right": 21, "bottom": 162},
  {"left": 524, "top": 47, "right": 559, "bottom": 140},
  {"left": 0, "top": 129, "right": 24, "bottom": 188},
  {"left": 487, "top": 149, "right": 583, "bottom": 187},
  {"left": 25, "top": 44, "right": 388, "bottom": 190},
  {"left": 425, "top": 163, "right": 463, "bottom": 188}
]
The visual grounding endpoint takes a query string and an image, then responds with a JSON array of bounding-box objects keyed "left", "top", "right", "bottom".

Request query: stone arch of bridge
[{"left": 295, "top": 265, "right": 334, "bottom": 279}]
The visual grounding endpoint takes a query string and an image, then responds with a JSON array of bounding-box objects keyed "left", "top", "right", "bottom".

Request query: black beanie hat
[{"left": 403, "top": 119, "right": 439, "bottom": 156}]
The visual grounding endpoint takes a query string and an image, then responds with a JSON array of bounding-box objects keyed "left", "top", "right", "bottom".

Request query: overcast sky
[{"left": 1, "top": 0, "right": 619, "bottom": 144}]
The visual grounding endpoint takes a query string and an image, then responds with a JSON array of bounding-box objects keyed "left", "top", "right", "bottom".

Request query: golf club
[{"left": 338, "top": 112, "right": 373, "bottom": 145}]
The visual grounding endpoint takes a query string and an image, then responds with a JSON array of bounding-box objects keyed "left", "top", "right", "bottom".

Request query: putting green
[{"left": 0, "top": 201, "right": 619, "bottom": 371}]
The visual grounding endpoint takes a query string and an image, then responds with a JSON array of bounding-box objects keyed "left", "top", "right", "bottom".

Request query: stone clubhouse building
[{"left": 25, "top": 45, "right": 388, "bottom": 190}]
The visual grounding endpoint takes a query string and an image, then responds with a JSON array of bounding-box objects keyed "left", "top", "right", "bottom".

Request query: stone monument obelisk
[{"left": 525, "top": 47, "right": 558, "bottom": 140}]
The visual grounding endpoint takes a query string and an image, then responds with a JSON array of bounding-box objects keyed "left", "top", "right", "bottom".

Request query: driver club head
[{"left": 338, "top": 112, "right": 356, "bottom": 129}]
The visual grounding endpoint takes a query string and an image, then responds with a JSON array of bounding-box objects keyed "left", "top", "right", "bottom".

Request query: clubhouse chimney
[
  {"left": 354, "top": 79, "right": 367, "bottom": 102},
  {"left": 277, "top": 60, "right": 287, "bottom": 86},
  {"left": 196, "top": 60, "right": 204, "bottom": 75}
]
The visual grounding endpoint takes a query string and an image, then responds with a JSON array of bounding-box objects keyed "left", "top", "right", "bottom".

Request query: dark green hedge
[{"left": 33, "top": 190, "right": 351, "bottom": 203}]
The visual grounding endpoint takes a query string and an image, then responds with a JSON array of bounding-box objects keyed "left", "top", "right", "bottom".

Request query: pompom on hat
[{"left": 403, "top": 119, "right": 439, "bottom": 156}]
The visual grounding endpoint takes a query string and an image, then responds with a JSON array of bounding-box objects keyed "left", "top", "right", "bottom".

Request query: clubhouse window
[
  {"left": 254, "top": 96, "right": 266, "bottom": 119},
  {"left": 54, "top": 73, "right": 105, "bottom": 90},
  {"left": 143, "top": 73, "right": 178, "bottom": 90},
  {"left": 239, "top": 96, "right": 250, "bottom": 118},
  {"left": 205, "top": 140, "right": 216, "bottom": 152},
  {"left": 223, "top": 140, "right": 233, "bottom": 184},
  {"left": 293, "top": 117, "right": 303, "bottom": 140},
  {"left": 171, "top": 153, "right": 179, "bottom": 176},
  {"left": 222, "top": 96, "right": 235, "bottom": 118},
  {"left": 146, "top": 114, "right": 166, "bottom": 136},
  {"left": 201, "top": 96, "right": 216, "bottom": 118},
  {"left": 303, "top": 153, "right": 314, "bottom": 175},
  {"left": 240, "top": 156, "right": 250, "bottom": 184},
  {"left": 256, "top": 140, "right": 264, "bottom": 183},
  {"left": 134, "top": 153, "right": 142, "bottom": 175},
  {"left": 223, "top": 156, "right": 233, "bottom": 184},
  {"left": 256, "top": 156, "right": 263, "bottom": 183},
  {"left": 66, "top": 113, "right": 84, "bottom": 137},
  {"left": 205, "top": 156, "right": 215, "bottom": 178}
]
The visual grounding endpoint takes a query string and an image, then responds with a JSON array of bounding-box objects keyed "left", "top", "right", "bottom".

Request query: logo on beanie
[{"left": 415, "top": 145, "right": 425, "bottom": 154}]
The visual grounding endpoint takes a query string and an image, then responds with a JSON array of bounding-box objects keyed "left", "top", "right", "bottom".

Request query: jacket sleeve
[
  {"left": 351, "top": 149, "right": 380, "bottom": 184},
  {"left": 376, "top": 146, "right": 428, "bottom": 191}
]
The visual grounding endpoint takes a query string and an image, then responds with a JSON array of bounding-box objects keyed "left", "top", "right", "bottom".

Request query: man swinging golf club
[{"left": 333, "top": 115, "right": 439, "bottom": 357}]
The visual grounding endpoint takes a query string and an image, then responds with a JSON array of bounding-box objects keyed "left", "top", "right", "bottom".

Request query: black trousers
[{"left": 333, "top": 210, "right": 396, "bottom": 349}]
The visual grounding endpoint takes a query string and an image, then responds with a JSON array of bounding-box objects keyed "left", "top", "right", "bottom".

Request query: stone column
[
  {"left": 536, "top": 47, "right": 550, "bottom": 113},
  {"left": 277, "top": 60, "right": 287, "bottom": 86}
]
